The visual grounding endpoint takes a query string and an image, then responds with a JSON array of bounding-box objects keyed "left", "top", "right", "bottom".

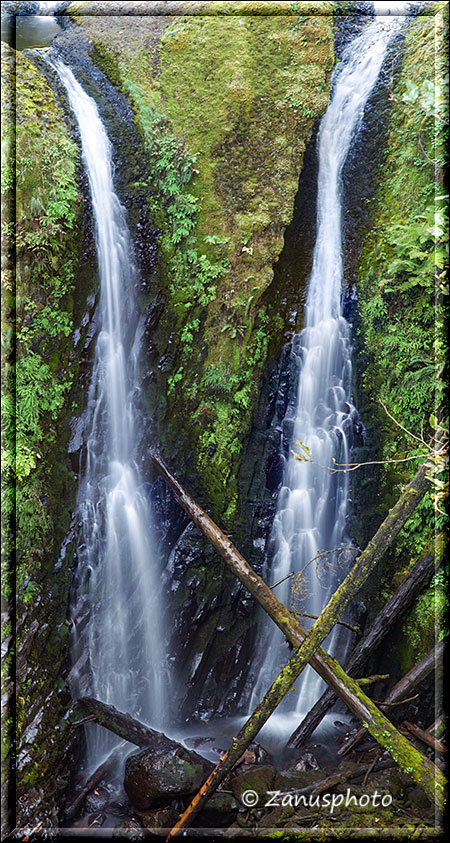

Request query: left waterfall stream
[{"left": 50, "top": 58, "right": 167, "bottom": 774}]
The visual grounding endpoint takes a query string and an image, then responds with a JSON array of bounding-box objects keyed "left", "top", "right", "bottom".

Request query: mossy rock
[
  {"left": 2, "top": 41, "right": 93, "bottom": 828},
  {"left": 230, "top": 764, "right": 277, "bottom": 806},
  {"left": 124, "top": 745, "right": 208, "bottom": 809}
]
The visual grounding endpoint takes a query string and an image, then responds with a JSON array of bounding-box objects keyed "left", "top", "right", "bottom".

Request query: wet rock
[
  {"left": 199, "top": 790, "right": 239, "bottom": 821},
  {"left": 84, "top": 786, "right": 110, "bottom": 813},
  {"left": 274, "top": 766, "right": 325, "bottom": 793},
  {"left": 124, "top": 746, "right": 209, "bottom": 810},
  {"left": 234, "top": 742, "right": 273, "bottom": 774},
  {"left": 283, "top": 750, "right": 320, "bottom": 773},
  {"left": 113, "top": 818, "right": 145, "bottom": 839},
  {"left": 230, "top": 765, "right": 277, "bottom": 808},
  {"left": 137, "top": 806, "right": 180, "bottom": 832},
  {"left": 87, "top": 811, "right": 106, "bottom": 828},
  {"left": 257, "top": 803, "right": 295, "bottom": 829}
]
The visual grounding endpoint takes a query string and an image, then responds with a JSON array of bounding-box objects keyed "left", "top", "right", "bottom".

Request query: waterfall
[
  {"left": 53, "top": 61, "right": 166, "bottom": 766},
  {"left": 250, "top": 9, "right": 409, "bottom": 721},
  {"left": 38, "top": 1, "right": 59, "bottom": 13}
]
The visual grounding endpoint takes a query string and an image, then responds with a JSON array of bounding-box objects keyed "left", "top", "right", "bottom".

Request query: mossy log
[
  {"left": 338, "top": 640, "right": 445, "bottom": 756},
  {"left": 288, "top": 550, "right": 438, "bottom": 748},
  {"left": 152, "top": 452, "right": 446, "bottom": 832},
  {"left": 74, "top": 697, "right": 213, "bottom": 775},
  {"left": 74, "top": 697, "right": 180, "bottom": 752}
]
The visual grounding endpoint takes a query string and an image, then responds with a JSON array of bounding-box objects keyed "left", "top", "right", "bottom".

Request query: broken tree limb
[
  {"left": 74, "top": 696, "right": 177, "bottom": 750},
  {"left": 64, "top": 746, "right": 123, "bottom": 820},
  {"left": 338, "top": 641, "right": 445, "bottom": 756},
  {"left": 74, "top": 696, "right": 213, "bottom": 774},
  {"left": 297, "top": 757, "right": 396, "bottom": 797},
  {"left": 287, "top": 550, "right": 438, "bottom": 748},
  {"left": 403, "top": 721, "right": 446, "bottom": 757},
  {"left": 291, "top": 609, "right": 359, "bottom": 633},
  {"left": 152, "top": 453, "right": 446, "bottom": 822},
  {"left": 356, "top": 674, "right": 390, "bottom": 686}
]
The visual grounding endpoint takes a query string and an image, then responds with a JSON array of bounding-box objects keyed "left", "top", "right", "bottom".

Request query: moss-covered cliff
[
  {"left": 354, "top": 3, "right": 448, "bottom": 682},
  {"left": 56, "top": 2, "right": 335, "bottom": 718},
  {"left": 66, "top": 1, "right": 334, "bottom": 527},
  {"left": 1, "top": 43, "right": 93, "bottom": 828}
]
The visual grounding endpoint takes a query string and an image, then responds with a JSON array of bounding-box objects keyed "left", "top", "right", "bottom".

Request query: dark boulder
[{"left": 124, "top": 744, "right": 212, "bottom": 810}]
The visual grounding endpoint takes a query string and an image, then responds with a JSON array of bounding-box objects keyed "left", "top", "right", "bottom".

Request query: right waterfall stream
[{"left": 251, "top": 6, "right": 409, "bottom": 728}]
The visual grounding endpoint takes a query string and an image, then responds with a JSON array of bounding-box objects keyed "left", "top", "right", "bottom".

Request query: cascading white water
[
  {"left": 38, "top": 1, "right": 59, "bottom": 13},
  {"left": 53, "top": 61, "right": 166, "bottom": 766},
  {"left": 251, "top": 7, "right": 410, "bottom": 721}
]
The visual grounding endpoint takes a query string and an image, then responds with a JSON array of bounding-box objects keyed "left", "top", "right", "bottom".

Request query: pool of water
[
  {"left": 1, "top": 13, "right": 62, "bottom": 51},
  {"left": 170, "top": 711, "right": 353, "bottom": 769}
]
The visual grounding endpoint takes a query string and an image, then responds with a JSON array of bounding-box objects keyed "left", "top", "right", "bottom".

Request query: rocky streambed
[{"left": 65, "top": 729, "right": 437, "bottom": 836}]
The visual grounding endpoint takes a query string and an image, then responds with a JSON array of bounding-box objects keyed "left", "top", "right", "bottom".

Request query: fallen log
[
  {"left": 338, "top": 641, "right": 444, "bottom": 756},
  {"left": 287, "top": 550, "right": 438, "bottom": 748},
  {"left": 427, "top": 717, "right": 444, "bottom": 738},
  {"left": 151, "top": 453, "right": 446, "bottom": 830},
  {"left": 74, "top": 697, "right": 179, "bottom": 752},
  {"left": 403, "top": 721, "right": 446, "bottom": 757},
  {"left": 74, "top": 696, "right": 213, "bottom": 773}
]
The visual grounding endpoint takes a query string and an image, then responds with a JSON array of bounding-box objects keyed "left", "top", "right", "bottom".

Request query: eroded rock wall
[
  {"left": 61, "top": 2, "right": 335, "bottom": 718},
  {"left": 1, "top": 43, "right": 95, "bottom": 830},
  {"left": 352, "top": 3, "right": 447, "bottom": 713}
]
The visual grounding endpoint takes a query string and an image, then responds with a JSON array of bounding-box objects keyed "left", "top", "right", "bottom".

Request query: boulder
[
  {"left": 230, "top": 765, "right": 277, "bottom": 809},
  {"left": 124, "top": 745, "right": 210, "bottom": 810},
  {"left": 138, "top": 807, "right": 180, "bottom": 832}
]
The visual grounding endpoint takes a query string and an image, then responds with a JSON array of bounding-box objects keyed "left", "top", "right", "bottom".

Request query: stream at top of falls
[
  {"left": 248, "top": 7, "right": 410, "bottom": 735},
  {"left": 51, "top": 59, "right": 167, "bottom": 771}
]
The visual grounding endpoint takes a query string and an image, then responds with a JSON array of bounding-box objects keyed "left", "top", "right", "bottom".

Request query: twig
[
  {"left": 362, "top": 755, "right": 378, "bottom": 787},
  {"left": 379, "top": 399, "right": 428, "bottom": 445},
  {"left": 71, "top": 714, "right": 96, "bottom": 727},
  {"left": 293, "top": 546, "right": 359, "bottom": 586},
  {"left": 23, "top": 821, "right": 43, "bottom": 842},
  {"left": 293, "top": 449, "right": 428, "bottom": 473},
  {"left": 373, "top": 694, "right": 419, "bottom": 707},
  {"left": 271, "top": 571, "right": 296, "bottom": 589},
  {"left": 403, "top": 720, "right": 446, "bottom": 756},
  {"left": 356, "top": 674, "right": 390, "bottom": 686},
  {"left": 291, "top": 610, "right": 359, "bottom": 633}
]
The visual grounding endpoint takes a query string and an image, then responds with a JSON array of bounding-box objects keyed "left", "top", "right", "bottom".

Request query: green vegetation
[
  {"left": 72, "top": 4, "right": 334, "bottom": 523},
  {"left": 355, "top": 6, "right": 448, "bottom": 658},
  {"left": 1, "top": 43, "right": 86, "bottom": 816},
  {"left": 2, "top": 46, "right": 82, "bottom": 593}
]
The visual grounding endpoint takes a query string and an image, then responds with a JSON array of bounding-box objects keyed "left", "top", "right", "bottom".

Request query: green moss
[
  {"left": 354, "top": 7, "right": 448, "bottom": 636},
  {"left": 70, "top": 5, "right": 333, "bottom": 524},
  {"left": 1, "top": 43, "right": 89, "bottom": 823},
  {"left": 2, "top": 45, "right": 83, "bottom": 583}
]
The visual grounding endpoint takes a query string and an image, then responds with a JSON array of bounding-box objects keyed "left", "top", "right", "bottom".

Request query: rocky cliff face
[
  {"left": 4, "top": 1, "right": 446, "bottom": 830},
  {"left": 60, "top": 2, "right": 335, "bottom": 720},
  {"left": 352, "top": 3, "right": 447, "bottom": 700},
  {"left": 1, "top": 43, "right": 95, "bottom": 830},
  {"left": 66, "top": 1, "right": 334, "bottom": 522},
  {"left": 2, "top": 4, "right": 336, "bottom": 824}
]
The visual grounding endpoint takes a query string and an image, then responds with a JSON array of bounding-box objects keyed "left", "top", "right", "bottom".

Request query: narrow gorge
[{"left": 1, "top": 1, "right": 447, "bottom": 838}]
